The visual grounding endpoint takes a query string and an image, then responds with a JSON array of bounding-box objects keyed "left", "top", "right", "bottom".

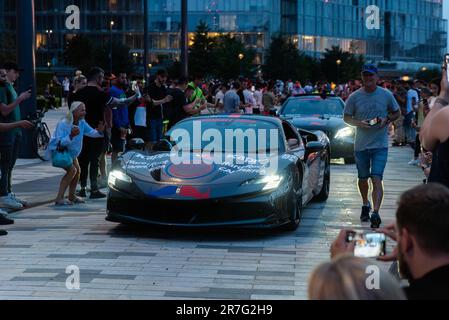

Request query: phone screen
[{"left": 347, "top": 232, "right": 386, "bottom": 258}]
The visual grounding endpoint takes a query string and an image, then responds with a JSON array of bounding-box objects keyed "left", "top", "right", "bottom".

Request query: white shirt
[
  {"left": 243, "top": 89, "right": 255, "bottom": 114},
  {"left": 63, "top": 79, "right": 70, "bottom": 92},
  {"left": 134, "top": 103, "right": 147, "bottom": 127},
  {"left": 215, "top": 90, "right": 225, "bottom": 105},
  {"left": 254, "top": 90, "right": 263, "bottom": 111}
]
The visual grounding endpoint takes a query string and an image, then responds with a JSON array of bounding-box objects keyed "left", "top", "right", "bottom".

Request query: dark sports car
[
  {"left": 279, "top": 95, "right": 356, "bottom": 164},
  {"left": 106, "top": 115, "right": 330, "bottom": 230}
]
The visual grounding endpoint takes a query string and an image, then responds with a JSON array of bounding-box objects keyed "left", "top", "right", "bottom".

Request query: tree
[
  {"left": 188, "top": 21, "right": 216, "bottom": 77},
  {"left": 262, "top": 35, "right": 313, "bottom": 82},
  {"left": 63, "top": 35, "right": 95, "bottom": 73},
  {"left": 0, "top": 33, "right": 16, "bottom": 63},
  {"left": 212, "top": 35, "right": 255, "bottom": 80},
  {"left": 94, "top": 41, "right": 134, "bottom": 75},
  {"left": 415, "top": 68, "right": 441, "bottom": 83},
  {"left": 320, "top": 46, "right": 364, "bottom": 83}
]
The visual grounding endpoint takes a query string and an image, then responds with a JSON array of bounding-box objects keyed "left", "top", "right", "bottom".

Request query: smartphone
[
  {"left": 445, "top": 54, "right": 449, "bottom": 79},
  {"left": 346, "top": 232, "right": 387, "bottom": 258}
]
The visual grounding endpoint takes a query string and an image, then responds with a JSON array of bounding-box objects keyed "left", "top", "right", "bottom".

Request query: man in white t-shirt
[
  {"left": 215, "top": 84, "right": 228, "bottom": 113},
  {"left": 243, "top": 82, "right": 256, "bottom": 114},
  {"left": 62, "top": 76, "right": 70, "bottom": 107}
]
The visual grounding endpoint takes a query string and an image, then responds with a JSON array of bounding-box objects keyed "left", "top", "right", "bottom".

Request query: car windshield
[
  {"left": 281, "top": 98, "right": 344, "bottom": 117},
  {"left": 165, "top": 117, "right": 284, "bottom": 154}
]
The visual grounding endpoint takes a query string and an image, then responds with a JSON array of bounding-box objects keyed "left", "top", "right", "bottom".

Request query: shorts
[
  {"left": 354, "top": 148, "right": 388, "bottom": 180},
  {"left": 111, "top": 127, "right": 126, "bottom": 153},
  {"left": 133, "top": 126, "right": 151, "bottom": 143},
  {"left": 149, "top": 119, "right": 163, "bottom": 144}
]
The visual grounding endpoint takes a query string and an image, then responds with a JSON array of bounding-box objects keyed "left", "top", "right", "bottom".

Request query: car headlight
[
  {"left": 335, "top": 127, "right": 354, "bottom": 139},
  {"left": 108, "top": 170, "right": 132, "bottom": 187},
  {"left": 243, "top": 175, "right": 283, "bottom": 191}
]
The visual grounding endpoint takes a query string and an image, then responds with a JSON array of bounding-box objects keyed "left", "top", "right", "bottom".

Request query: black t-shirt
[
  {"left": 167, "top": 87, "right": 189, "bottom": 126},
  {"left": 126, "top": 89, "right": 139, "bottom": 129},
  {"left": 71, "top": 86, "right": 112, "bottom": 128},
  {"left": 237, "top": 89, "right": 245, "bottom": 105},
  {"left": 405, "top": 265, "right": 449, "bottom": 300},
  {"left": 144, "top": 81, "right": 167, "bottom": 120}
]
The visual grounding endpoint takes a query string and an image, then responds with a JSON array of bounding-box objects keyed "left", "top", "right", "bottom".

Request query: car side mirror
[
  {"left": 269, "top": 108, "right": 278, "bottom": 116},
  {"left": 288, "top": 138, "right": 299, "bottom": 149},
  {"left": 305, "top": 141, "right": 324, "bottom": 154},
  {"left": 127, "top": 138, "right": 145, "bottom": 151}
]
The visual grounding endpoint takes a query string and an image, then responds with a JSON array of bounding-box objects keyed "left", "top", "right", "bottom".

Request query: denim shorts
[
  {"left": 354, "top": 148, "right": 388, "bottom": 180},
  {"left": 149, "top": 119, "right": 163, "bottom": 144}
]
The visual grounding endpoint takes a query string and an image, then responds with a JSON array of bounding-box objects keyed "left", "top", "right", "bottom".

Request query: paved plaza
[{"left": 0, "top": 114, "right": 422, "bottom": 299}]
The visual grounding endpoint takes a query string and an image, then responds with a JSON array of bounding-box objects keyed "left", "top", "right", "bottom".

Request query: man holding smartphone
[{"left": 344, "top": 64, "right": 400, "bottom": 228}]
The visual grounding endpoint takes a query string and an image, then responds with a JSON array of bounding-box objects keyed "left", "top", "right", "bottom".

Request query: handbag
[{"left": 51, "top": 141, "right": 73, "bottom": 169}]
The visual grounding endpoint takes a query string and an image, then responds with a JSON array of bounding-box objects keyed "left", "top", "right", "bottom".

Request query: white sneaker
[
  {"left": 0, "top": 196, "right": 23, "bottom": 210},
  {"left": 9, "top": 193, "right": 28, "bottom": 207},
  {"left": 408, "top": 159, "right": 420, "bottom": 166}
]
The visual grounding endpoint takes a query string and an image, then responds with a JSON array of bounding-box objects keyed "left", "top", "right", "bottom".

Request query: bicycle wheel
[{"left": 34, "top": 125, "right": 50, "bottom": 161}]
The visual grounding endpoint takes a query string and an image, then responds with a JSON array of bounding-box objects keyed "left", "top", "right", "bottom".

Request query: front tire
[
  {"left": 314, "top": 159, "right": 330, "bottom": 202},
  {"left": 283, "top": 173, "right": 302, "bottom": 231}
]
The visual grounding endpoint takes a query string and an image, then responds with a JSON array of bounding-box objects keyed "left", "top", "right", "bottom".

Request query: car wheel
[
  {"left": 314, "top": 159, "right": 330, "bottom": 202},
  {"left": 344, "top": 156, "right": 356, "bottom": 164},
  {"left": 283, "top": 173, "right": 302, "bottom": 231}
]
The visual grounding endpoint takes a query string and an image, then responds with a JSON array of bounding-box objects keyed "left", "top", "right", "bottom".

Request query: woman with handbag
[{"left": 48, "top": 101, "right": 104, "bottom": 205}]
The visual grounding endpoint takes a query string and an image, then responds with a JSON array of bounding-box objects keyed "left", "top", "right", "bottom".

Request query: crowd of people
[{"left": 0, "top": 60, "right": 448, "bottom": 299}]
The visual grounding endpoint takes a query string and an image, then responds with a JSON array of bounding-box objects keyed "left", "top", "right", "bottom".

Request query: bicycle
[{"left": 28, "top": 110, "right": 51, "bottom": 161}]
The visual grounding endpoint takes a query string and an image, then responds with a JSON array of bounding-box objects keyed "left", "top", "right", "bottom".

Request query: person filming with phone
[
  {"left": 343, "top": 64, "right": 401, "bottom": 228},
  {"left": 330, "top": 183, "right": 449, "bottom": 300}
]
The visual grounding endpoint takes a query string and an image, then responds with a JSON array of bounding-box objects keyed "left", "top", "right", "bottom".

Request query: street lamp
[
  {"left": 336, "top": 59, "right": 342, "bottom": 84},
  {"left": 109, "top": 20, "right": 114, "bottom": 74},
  {"left": 238, "top": 53, "right": 244, "bottom": 76}
]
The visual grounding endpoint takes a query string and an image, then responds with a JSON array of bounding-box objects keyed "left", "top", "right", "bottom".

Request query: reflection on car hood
[{"left": 125, "top": 152, "right": 285, "bottom": 185}]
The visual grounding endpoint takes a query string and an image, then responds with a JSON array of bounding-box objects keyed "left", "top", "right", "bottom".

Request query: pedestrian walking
[{"left": 343, "top": 64, "right": 400, "bottom": 228}]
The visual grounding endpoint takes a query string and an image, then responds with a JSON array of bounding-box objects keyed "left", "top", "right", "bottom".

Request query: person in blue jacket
[{"left": 48, "top": 101, "right": 104, "bottom": 206}]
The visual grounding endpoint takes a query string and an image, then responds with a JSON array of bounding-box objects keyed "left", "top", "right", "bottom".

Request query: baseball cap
[
  {"left": 361, "top": 63, "right": 378, "bottom": 75},
  {"left": 2, "top": 62, "right": 24, "bottom": 72}
]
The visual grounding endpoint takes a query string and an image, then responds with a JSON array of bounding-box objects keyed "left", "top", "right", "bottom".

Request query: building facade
[{"left": 0, "top": 0, "right": 446, "bottom": 70}]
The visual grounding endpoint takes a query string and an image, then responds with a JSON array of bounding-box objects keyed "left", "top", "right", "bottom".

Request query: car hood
[
  {"left": 121, "top": 151, "right": 295, "bottom": 200},
  {"left": 282, "top": 116, "right": 347, "bottom": 134}
]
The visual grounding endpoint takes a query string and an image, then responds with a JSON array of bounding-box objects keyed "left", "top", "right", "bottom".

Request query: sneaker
[
  {"left": 90, "top": 190, "right": 107, "bottom": 199},
  {"left": 77, "top": 188, "right": 87, "bottom": 198},
  {"left": 0, "top": 230, "right": 7, "bottom": 236},
  {"left": 0, "top": 196, "right": 23, "bottom": 210},
  {"left": 9, "top": 193, "right": 28, "bottom": 207},
  {"left": 370, "top": 212, "right": 382, "bottom": 229},
  {"left": 408, "top": 159, "right": 420, "bottom": 166},
  {"left": 360, "top": 203, "right": 371, "bottom": 222},
  {"left": 0, "top": 214, "right": 14, "bottom": 225}
]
